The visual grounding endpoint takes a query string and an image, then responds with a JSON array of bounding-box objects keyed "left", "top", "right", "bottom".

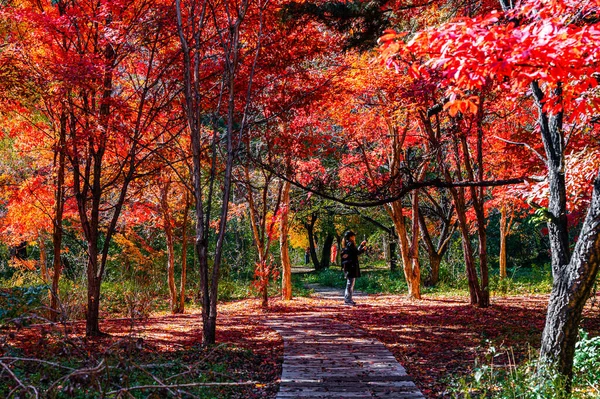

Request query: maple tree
[
  {"left": 2, "top": 0, "right": 600, "bottom": 395},
  {"left": 0, "top": 32, "right": 72, "bottom": 320},
  {"left": 2, "top": 0, "right": 182, "bottom": 335},
  {"left": 380, "top": 0, "right": 600, "bottom": 383}
]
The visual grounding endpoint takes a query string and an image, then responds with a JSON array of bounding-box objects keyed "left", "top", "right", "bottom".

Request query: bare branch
[
  {"left": 492, "top": 135, "right": 547, "bottom": 163},
  {"left": 107, "top": 381, "right": 262, "bottom": 396}
]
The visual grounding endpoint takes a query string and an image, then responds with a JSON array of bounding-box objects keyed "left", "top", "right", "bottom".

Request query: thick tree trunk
[
  {"left": 280, "top": 181, "right": 292, "bottom": 300},
  {"left": 541, "top": 172, "right": 600, "bottom": 378},
  {"left": 532, "top": 81, "right": 600, "bottom": 383}
]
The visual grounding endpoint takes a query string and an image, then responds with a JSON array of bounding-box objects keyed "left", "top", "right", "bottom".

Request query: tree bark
[
  {"left": 389, "top": 199, "right": 421, "bottom": 299},
  {"left": 50, "top": 110, "right": 67, "bottom": 321},
  {"left": 280, "top": 181, "right": 292, "bottom": 300},
  {"left": 499, "top": 204, "right": 514, "bottom": 279},
  {"left": 540, "top": 172, "right": 600, "bottom": 378},
  {"left": 531, "top": 81, "right": 600, "bottom": 383},
  {"left": 160, "top": 180, "right": 178, "bottom": 313},
  {"left": 320, "top": 234, "right": 334, "bottom": 269},
  {"left": 85, "top": 245, "right": 103, "bottom": 336},
  {"left": 177, "top": 195, "right": 191, "bottom": 313},
  {"left": 39, "top": 237, "right": 48, "bottom": 283},
  {"left": 305, "top": 214, "right": 320, "bottom": 269},
  {"left": 452, "top": 187, "right": 482, "bottom": 306}
]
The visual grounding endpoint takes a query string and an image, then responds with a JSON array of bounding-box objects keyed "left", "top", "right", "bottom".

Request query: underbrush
[
  {"left": 0, "top": 270, "right": 278, "bottom": 324},
  {"left": 0, "top": 339, "right": 276, "bottom": 398},
  {"left": 450, "top": 331, "right": 600, "bottom": 398}
]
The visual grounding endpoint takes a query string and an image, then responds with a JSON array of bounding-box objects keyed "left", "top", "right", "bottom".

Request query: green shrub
[
  {"left": 450, "top": 333, "right": 600, "bottom": 398},
  {"left": 0, "top": 284, "right": 48, "bottom": 326},
  {"left": 219, "top": 278, "right": 252, "bottom": 300},
  {"left": 573, "top": 331, "right": 600, "bottom": 388}
]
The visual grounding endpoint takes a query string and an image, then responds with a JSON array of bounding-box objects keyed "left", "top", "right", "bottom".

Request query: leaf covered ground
[{"left": 2, "top": 293, "right": 599, "bottom": 398}]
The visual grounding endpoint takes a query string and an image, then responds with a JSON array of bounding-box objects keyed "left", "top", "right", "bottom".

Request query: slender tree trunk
[
  {"left": 305, "top": 214, "right": 320, "bottom": 269},
  {"left": 280, "top": 181, "right": 292, "bottom": 300},
  {"left": 177, "top": 196, "right": 190, "bottom": 313},
  {"left": 428, "top": 255, "right": 442, "bottom": 286},
  {"left": 336, "top": 235, "right": 342, "bottom": 266},
  {"left": 389, "top": 201, "right": 421, "bottom": 299},
  {"left": 39, "top": 238, "right": 48, "bottom": 283},
  {"left": 85, "top": 243, "right": 102, "bottom": 336},
  {"left": 417, "top": 197, "right": 454, "bottom": 287},
  {"left": 320, "top": 235, "right": 334, "bottom": 269},
  {"left": 160, "top": 181, "right": 178, "bottom": 313},
  {"left": 389, "top": 237, "right": 397, "bottom": 271},
  {"left": 499, "top": 204, "right": 514, "bottom": 279},
  {"left": 409, "top": 192, "right": 422, "bottom": 296},
  {"left": 452, "top": 188, "right": 482, "bottom": 306},
  {"left": 50, "top": 111, "right": 66, "bottom": 321}
]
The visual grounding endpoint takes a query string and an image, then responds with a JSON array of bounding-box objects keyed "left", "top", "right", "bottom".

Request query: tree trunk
[
  {"left": 540, "top": 172, "right": 600, "bottom": 379},
  {"left": 336, "top": 235, "right": 342, "bottom": 266},
  {"left": 177, "top": 196, "right": 190, "bottom": 313},
  {"left": 408, "top": 192, "right": 422, "bottom": 297},
  {"left": 320, "top": 234, "right": 334, "bottom": 269},
  {"left": 85, "top": 247, "right": 103, "bottom": 336},
  {"left": 389, "top": 200, "right": 421, "bottom": 299},
  {"left": 50, "top": 111, "right": 66, "bottom": 321},
  {"left": 280, "top": 181, "right": 292, "bottom": 300},
  {"left": 498, "top": 204, "right": 514, "bottom": 279},
  {"left": 160, "top": 181, "right": 178, "bottom": 313},
  {"left": 166, "top": 224, "right": 177, "bottom": 313},
  {"left": 531, "top": 81, "right": 600, "bottom": 383},
  {"left": 39, "top": 238, "right": 48, "bottom": 283},
  {"left": 427, "top": 255, "right": 442, "bottom": 287},
  {"left": 305, "top": 214, "right": 320, "bottom": 269},
  {"left": 454, "top": 192, "right": 481, "bottom": 306},
  {"left": 389, "top": 238, "right": 398, "bottom": 271}
]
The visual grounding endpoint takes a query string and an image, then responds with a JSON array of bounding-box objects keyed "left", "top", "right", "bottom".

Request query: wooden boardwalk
[{"left": 265, "top": 315, "right": 425, "bottom": 399}]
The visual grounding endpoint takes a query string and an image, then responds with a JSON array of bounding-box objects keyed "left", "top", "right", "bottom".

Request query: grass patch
[
  {"left": 294, "top": 262, "right": 554, "bottom": 298},
  {"left": 295, "top": 266, "right": 408, "bottom": 295}
]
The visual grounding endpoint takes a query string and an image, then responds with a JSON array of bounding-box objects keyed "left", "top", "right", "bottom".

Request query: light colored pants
[{"left": 344, "top": 277, "right": 355, "bottom": 303}]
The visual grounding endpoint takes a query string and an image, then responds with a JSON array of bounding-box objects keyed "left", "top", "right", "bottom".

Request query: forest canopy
[{"left": 1, "top": 0, "right": 599, "bottom": 396}]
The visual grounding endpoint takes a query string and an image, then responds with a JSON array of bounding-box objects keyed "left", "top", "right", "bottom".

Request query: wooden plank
[{"left": 265, "top": 314, "right": 426, "bottom": 399}]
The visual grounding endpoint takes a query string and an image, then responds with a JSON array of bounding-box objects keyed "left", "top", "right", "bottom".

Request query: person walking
[{"left": 340, "top": 230, "right": 367, "bottom": 306}]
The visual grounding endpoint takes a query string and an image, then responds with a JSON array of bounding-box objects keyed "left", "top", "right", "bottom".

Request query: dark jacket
[{"left": 341, "top": 241, "right": 366, "bottom": 279}]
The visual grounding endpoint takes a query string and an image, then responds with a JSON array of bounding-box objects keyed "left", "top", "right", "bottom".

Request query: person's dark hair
[
  {"left": 344, "top": 230, "right": 356, "bottom": 240},
  {"left": 343, "top": 230, "right": 356, "bottom": 247}
]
